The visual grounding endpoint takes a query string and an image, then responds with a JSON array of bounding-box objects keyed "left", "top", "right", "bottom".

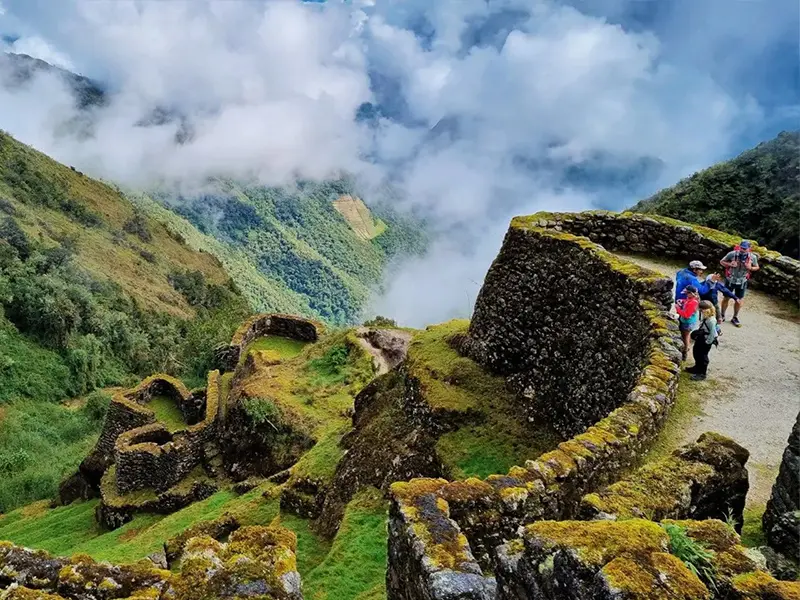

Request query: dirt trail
[{"left": 619, "top": 253, "right": 800, "bottom": 506}]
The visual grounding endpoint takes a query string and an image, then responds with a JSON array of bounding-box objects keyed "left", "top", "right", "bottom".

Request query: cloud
[{"left": 0, "top": 0, "right": 795, "bottom": 326}]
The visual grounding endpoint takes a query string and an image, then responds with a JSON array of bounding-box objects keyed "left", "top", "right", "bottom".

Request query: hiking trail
[{"left": 619, "top": 253, "right": 800, "bottom": 507}]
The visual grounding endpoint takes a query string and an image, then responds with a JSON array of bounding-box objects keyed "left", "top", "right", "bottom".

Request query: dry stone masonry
[
  {"left": 386, "top": 212, "right": 800, "bottom": 600},
  {"left": 531, "top": 211, "right": 799, "bottom": 300},
  {"left": 763, "top": 412, "right": 800, "bottom": 570},
  {"left": 216, "top": 313, "right": 322, "bottom": 372},
  {"left": 0, "top": 524, "right": 302, "bottom": 600}
]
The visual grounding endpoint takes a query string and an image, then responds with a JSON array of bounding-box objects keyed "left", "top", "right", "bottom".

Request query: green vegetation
[
  {"left": 408, "top": 320, "right": 562, "bottom": 478},
  {"left": 641, "top": 372, "right": 707, "bottom": 464},
  {"left": 740, "top": 505, "right": 767, "bottom": 548},
  {"left": 241, "top": 336, "right": 308, "bottom": 363},
  {"left": 632, "top": 130, "right": 800, "bottom": 257},
  {"left": 304, "top": 488, "right": 389, "bottom": 600},
  {"left": 148, "top": 395, "right": 186, "bottom": 432},
  {"left": 144, "top": 178, "right": 427, "bottom": 324},
  {"left": 0, "top": 391, "right": 110, "bottom": 512},
  {"left": 0, "top": 482, "right": 387, "bottom": 599},
  {"left": 662, "top": 523, "right": 718, "bottom": 591},
  {"left": 0, "top": 130, "right": 252, "bottom": 510}
]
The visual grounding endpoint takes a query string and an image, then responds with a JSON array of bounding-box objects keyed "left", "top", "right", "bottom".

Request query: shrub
[
  {"left": 0, "top": 216, "right": 30, "bottom": 260},
  {"left": 242, "top": 397, "right": 282, "bottom": 429},
  {"left": 363, "top": 315, "right": 397, "bottom": 328},
  {"left": 123, "top": 212, "right": 153, "bottom": 242},
  {"left": 82, "top": 389, "right": 112, "bottom": 422}
]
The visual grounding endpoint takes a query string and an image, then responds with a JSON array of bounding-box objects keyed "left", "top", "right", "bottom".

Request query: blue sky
[{"left": 0, "top": 0, "right": 797, "bottom": 323}]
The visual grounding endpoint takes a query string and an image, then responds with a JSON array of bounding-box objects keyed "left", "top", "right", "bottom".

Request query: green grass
[
  {"left": 410, "top": 320, "right": 562, "bottom": 478},
  {"left": 290, "top": 424, "right": 348, "bottom": 484},
  {"left": 0, "top": 398, "right": 105, "bottom": 512},
  {"left": 740, "top": 505, "right": 767, "bottom": 548},
  {"left": 304, "top": 488, "right": 388, "bottom": 600},
  {"left": 276, "top": 513, "right": 332, "bottom": 576},
  {"left": 0, "top": 499, "right": 101, "bottom": 556},
  {"left": 240, "top": 336, "right": 309, "bottom": 364},
  {"left": 641, "top": 372, "right": 707, "bottom": 464},
  {"left": 148, "top": 395, "right": 187, "bottom": 432}
]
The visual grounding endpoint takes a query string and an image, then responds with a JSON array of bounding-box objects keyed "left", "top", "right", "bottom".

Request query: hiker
[
  {"left": 686, "top": 300, "right": 718, "bottom": 380},
  {"left": 675, "top": 285, "right": 700, "bottom": 360},
  {"left": 675, "top": 260, "right": 718, "bottom": 301},
  {"left": 720, "top": 240, "right": 759, "bottom": 327},
  {"left": 701, "top": 272, "right": 740, "bottom": 331}
]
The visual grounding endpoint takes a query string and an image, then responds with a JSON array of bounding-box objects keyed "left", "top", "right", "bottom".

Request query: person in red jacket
[{"left": 675, "top": 285, "right": 700, "bottom": 360}]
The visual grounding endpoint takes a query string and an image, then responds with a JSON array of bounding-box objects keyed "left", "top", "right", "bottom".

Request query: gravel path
[{"left": 619, "top": 253, "right": 800, "bottom": 506}]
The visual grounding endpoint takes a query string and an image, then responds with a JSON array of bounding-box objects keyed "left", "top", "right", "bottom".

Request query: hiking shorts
[
  {"left": 725, "top": 279, "right": 748, "bottom": 299},
  {"left": 678, "top": 316, "right": 698, "bottom": 332}
]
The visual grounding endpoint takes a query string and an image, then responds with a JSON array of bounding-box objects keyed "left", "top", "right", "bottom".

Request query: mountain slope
[
  {"left": 0, "top": 131, "right": 255, "bottom": 510},
  {"left": 153, "top": 179, "right": 426, "bottom": 324},
  {"left": 631, "top": 131, "right": 800, "bottom": 257}
]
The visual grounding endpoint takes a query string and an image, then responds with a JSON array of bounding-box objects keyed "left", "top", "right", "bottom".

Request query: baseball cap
[
  {"left": 684, "top": 285, "right": 698, "bottom": 294},
  {"left": 689, "top": 260, "right": 707, "bottom": 270},
  {"left": 739, "top": 240, "right": 751, "bottom": 249}
]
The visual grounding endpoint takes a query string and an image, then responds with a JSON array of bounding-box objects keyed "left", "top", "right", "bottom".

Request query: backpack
[{"left": 725, "top": 246, "right": 753, "bottom": 281}]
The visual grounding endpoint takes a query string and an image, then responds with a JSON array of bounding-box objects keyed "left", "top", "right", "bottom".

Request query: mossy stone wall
[
  {"left": 387, "top": 219, "right": 685, "bottom": 600},
  {"left": 533, "top": 211, "right": 800, "bottom": 301},
  {"left": 763, "top": 411, "right": 800, "bottom": 560},
  {"left": 218, "top": 313, "right": 322, "bottom": 371},
  {"left": 464, "top": 222, "right": 670, "bottom": 438}
]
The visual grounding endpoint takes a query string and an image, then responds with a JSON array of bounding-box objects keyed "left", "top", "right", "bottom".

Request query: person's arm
[
  {"left": 748, "top": 254, "right": 760, "bottom": 273},
  {"left": 716, "top": 281, "right": 738, "bottom": 300},
  {"left": 705, "top": 317, "right": 718, "bottom": 345},
  {"left": 720, "top": 251, "right": 736, "bottom": 268},
  {"left": 694, "top": 276, "right": 713, "bottom": 296}
]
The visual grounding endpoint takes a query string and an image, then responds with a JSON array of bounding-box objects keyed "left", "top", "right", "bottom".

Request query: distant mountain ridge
[
  {"left": 632, "top": 131, "right": 800, "bottom": 258},
  {"left": 0, "top": 52, "right": 429, "bottom": 323}
]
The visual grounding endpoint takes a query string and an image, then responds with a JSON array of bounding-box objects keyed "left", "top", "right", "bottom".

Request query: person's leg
[
  {"left": 681, "top": 328, "right": 691, "bottom": 360},
  {"left": 692, "top": 341, "right": 711, "bottom": 378},
  {"left": 710, "top": 292, "right": 721, "bottom": 321},
  {"left": 720, "top": 296, "right": 730, "bottom": 321},
  {"left": 732, "top": 284, "right": 746, "bottom": 318},
  {"left": 731, "top": 284, "right": 746, "bottom": 326}
]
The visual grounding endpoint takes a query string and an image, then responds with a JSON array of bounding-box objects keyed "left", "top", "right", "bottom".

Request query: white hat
[{"left": 689, "top": 260, "right": 707, "bottom": 270}]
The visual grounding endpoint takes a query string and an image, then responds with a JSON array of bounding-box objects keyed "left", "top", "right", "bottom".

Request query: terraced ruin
[{"left": 0, "top": 211, "right": 797, "bottom": 600}]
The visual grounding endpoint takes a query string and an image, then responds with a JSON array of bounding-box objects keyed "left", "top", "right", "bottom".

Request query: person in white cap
[{"left": 675, "top": 259, "right": 718, "bottom": 302}]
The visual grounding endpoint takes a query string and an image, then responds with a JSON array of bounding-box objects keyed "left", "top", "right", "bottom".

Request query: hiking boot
[
  {"left": 720, "top": 315, "right": 726, "bottom": 322},
  {"left": 691, "top": 373, "right": 707, "bottom": 381},
  {"left": 684, "top": 366, "right": 698, "bottom": 374},
  {"left": 731, "top": 317, "right": 741, "bottom": 327}
]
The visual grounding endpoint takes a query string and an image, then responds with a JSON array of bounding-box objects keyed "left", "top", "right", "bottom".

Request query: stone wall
[
  {"left": 216, "top": 313, "right": 322, "bottom": 372},
  {"left": 763, "top": 411, "right": 800, "bottom": 561},
  {"left": 112, "top": 371, "right": 220, "bottom": 495},
  {"left": 532, "top": 211, "right": 799, "bottom": 301},
  {"left": 463, "top": 218, "right": 673, "bottom": 437},
  {"left": 579, "top": 432, "right": 749, "bottom": 529},
  {"left": 0, "top": 524, "right": 302, "bottom": 600},
  {"left": 494, "top": 518, "right": 798, "bottom": 600},
  {"left": 387, "top": 222, "right": 685, "bottom": 599}
]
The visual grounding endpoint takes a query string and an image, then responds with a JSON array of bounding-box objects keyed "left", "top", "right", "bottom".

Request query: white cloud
[
  {"left": 0, "top": 0, "right": 790, "bottom": 325},
  {"left": 8, "top": 35, "right": 74, "bottom": 70}
]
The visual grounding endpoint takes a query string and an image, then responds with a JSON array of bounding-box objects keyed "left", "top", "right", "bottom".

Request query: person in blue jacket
[
  {"left": 675, "top": 260, "right": 719, "bottom": 301},
  {"left": 701, "top": 272, "right": 740, "bottom": 323}
]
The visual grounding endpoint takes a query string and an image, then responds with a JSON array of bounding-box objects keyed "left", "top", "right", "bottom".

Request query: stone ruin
[
  {"left": 385, "top": 212, "right": 800, "bottom": 600},
  {"left": 13, "top": 211, "right": 799, "bottom": 600},
  {"left": 0, "top": 524, "right": 302, "bottom": 600},
  {"left": 57, "top": 314, "right": 324, "bottom": 530}
]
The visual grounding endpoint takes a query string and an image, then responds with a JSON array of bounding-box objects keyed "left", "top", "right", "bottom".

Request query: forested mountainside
[
  {"left": 632, "top": 131, "right": 800, "bottom": 257},
  {"left": 0, "top": 130, "right": 252, "bottom": 510},
  {"left": 147, "top": 179, "right": 426, "bottom": 325}
]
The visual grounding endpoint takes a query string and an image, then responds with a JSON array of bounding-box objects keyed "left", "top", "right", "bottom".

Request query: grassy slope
[
  {"left": 0, "top": 131, "right": 251, "bottom": 511},
  {"left": 408, "top": 320, "right": 563, "bottom": 479},
  {"left": 0, "top": 484, "right": 390, "bottom": 599},
  {"left": 144, "top": 179, "right": 427, "bottom": 324},
  {"left": 632, "top": 130, "right": 800, "bottom": 258},
  {"left": 0, "top": 131, "right": 233, "bottom": 319}
]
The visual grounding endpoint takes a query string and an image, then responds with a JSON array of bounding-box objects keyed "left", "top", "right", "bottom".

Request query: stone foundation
[
  {"left": 0, "top": 524, "right": 302, "bottom": 600},
  {"left": 216, "top": 313, "right": 322, "bottom": 371},
  {"left": 580, "top": 432, "right": 750, "bottom": 530},
  {"left": 763, "top": 412, "right": 800, "bottom": 565}
]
